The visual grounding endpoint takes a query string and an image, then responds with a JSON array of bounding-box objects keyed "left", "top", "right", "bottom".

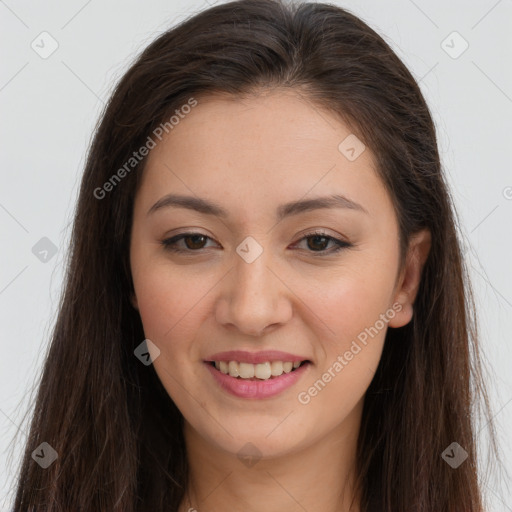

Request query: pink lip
[
  {"left": 205, "top": 350, "right": 309, "bottom": 364},
  {"left": 204, "top": 361, "right": 311, "bottom": 399}
]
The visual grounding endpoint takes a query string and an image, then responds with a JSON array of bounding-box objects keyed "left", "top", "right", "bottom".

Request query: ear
[
  {"left": 130, "top": 292, "right": 139, "bottom": 310},
  {"left": 388, "top": 228, "right": 431, "bottom": 328}
]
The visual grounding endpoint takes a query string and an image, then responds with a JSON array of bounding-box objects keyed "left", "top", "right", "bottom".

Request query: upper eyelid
[{"left": 162, "top": 232, "right": 219, "bottom": 248}]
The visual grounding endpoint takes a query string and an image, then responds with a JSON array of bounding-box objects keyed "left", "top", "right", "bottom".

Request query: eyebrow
[{"left": 147, "top": 193, "right": 368, "bottom": 220}]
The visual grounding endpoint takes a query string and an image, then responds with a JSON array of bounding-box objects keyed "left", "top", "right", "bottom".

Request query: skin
[{"left": 129, "top": 89, "right": 431, "bottom": 512}]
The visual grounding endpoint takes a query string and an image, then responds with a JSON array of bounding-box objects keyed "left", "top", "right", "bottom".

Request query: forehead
[
  {"left": 146, "top": 89, "right": 371, "bottom": 169},
  {"left": 136, "top": 90, "right": 391, "bottom": 222}
]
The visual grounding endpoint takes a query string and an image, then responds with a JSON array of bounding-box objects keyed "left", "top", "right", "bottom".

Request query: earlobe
[
  {"left": 388, "top": 228, "right": 431, "bottom": 328},
  {"left": 130, "top": 293, "right": 139, "bottom": 310}
]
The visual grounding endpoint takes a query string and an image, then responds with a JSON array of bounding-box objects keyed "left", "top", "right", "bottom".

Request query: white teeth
[
  {"left": 271, "top": 361, "right": 283, "bottom": 376},
  {"left": 239, "top": 362, "right": 255, "bottom": 379},
  {"left": 214, "top": 360, "right": 305, "bottom": 379},
  {"left": 255, "top": 362, "right": 272, "bottom": 380},
  {"left": 228, "top": 361, "right": 239, "bottom": 378},
  {"left": 219, "top": 361, "right": 229, "bottom": 374}
]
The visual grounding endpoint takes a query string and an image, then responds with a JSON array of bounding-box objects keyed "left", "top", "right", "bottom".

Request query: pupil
[
  {"left": 185, "top": 235, "right": 206, "bottom": 250},
  {"left": 307, "top": 235, "right": 328, "bottom": 251}
]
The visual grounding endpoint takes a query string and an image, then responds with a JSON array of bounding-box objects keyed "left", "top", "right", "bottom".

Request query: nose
[{"left": 215, "top": 247, "right": 293, "bottom": 337}]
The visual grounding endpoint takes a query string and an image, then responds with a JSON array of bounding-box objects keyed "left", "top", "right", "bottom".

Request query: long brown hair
[{"left": 10, "top": 0, "right": 498, "bottom": 510}]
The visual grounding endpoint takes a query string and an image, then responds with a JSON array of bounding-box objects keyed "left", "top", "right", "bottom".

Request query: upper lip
[{"left": 205, "top": 350, "right": 310, "bottom": 365}]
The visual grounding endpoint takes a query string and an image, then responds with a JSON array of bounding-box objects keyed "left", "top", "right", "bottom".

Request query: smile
[{"left": 204, "top": 360, "right": 311, "bottom": 399}]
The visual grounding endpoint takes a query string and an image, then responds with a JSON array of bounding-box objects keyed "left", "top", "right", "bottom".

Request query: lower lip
[{"left": 204, "top": 362, "right": 310, "bottom": 399}]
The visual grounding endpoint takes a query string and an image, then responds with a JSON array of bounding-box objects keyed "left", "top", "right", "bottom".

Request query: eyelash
[{"left": 160, "top": 230, "right": 352, "bottom": 255}]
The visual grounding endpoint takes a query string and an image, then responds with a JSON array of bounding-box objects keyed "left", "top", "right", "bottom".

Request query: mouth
[
  {"left": 204, "top": 359, "right": 312, "bottom": 399},
  {"left": 205, "top": 359, "right": 312, "bottom": 381}
]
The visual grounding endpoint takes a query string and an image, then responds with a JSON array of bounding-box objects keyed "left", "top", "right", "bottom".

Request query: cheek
[
  {"left": 131, "top": 243, "right": 212, "bottom": 336},
  {"left": 132, "top": 262, "right": 208, "bottom": 391},
  {"left": 296, "top": 279, "right": 389, "bottom": 419},
  {"left": 300, "top": 269, "right": 393, "bottom": 397},
  {"left": 309, "top": 267, "right": 395, "bottom": 344}
]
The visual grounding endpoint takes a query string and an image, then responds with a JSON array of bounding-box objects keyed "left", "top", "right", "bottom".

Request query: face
[{"left": 129, "top": 90, "right": 423, "bottom": 460}]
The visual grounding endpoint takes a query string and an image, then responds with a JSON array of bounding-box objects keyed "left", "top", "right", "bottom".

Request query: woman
[{"left": 11, "top": 0, "right": 497, "bottom": 510}]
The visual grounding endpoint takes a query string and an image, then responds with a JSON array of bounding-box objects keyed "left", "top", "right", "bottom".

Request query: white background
[{"left": 1, "top": 0, "right": 511, "bottom": 509}]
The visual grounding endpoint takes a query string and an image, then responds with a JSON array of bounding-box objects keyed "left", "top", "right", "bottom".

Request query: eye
[
  {"left": 293, "top": 230, "right": 352, "bottom": 254},
  {"left": 161, "top": 232, "right": 218, "bottom": 252},
  {"left": 161, "top": 230, "right": 352, "bottom": 255}
]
